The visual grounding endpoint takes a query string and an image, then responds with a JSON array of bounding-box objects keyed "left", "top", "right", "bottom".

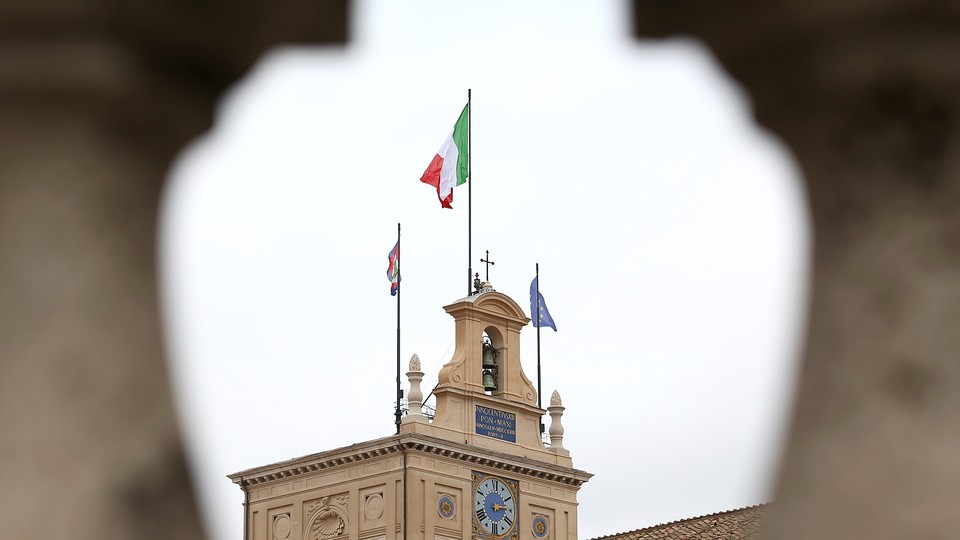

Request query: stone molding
[{"left": 228, "top": 433, "right": 592, "bottom": 489}]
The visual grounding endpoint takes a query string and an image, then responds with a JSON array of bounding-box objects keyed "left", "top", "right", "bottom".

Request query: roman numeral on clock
[{"left": 477, "top": 508, "right": 488, "bottom": 522}]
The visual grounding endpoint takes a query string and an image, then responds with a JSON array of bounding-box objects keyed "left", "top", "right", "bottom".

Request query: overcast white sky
[{"left": 160, "top": 1, "right": 810, "bottom": 539}]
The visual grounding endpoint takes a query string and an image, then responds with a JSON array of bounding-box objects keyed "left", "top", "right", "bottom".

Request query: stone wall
[
  {"left": 632, "top": 2, "right": 960, "bottom": 537},
  {"left": 0, "top": 2, "right": 349, "bottom": 538}
]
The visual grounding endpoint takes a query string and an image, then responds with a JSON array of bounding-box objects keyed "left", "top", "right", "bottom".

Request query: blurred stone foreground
[
  {"left": 0, "top": 2, "right": 349, "bottom": 538},
  {"left": 1, "top": 2, "right": 957, "bottom": 539},
  {"left": 632, "top": 2, "right": 960, "bottom": 538}
]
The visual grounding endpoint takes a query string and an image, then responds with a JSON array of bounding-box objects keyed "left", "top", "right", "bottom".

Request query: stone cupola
[
  {"left": 401, "top": 288, "right": 572, "bottom": 467},
  {"left": 437, "top": 290, "right": 537, "bottom": 405}
]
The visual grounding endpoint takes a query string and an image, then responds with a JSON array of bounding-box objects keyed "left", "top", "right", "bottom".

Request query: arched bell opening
[{"left": 481, "top": 327, "right": 505, "bottom": 395}]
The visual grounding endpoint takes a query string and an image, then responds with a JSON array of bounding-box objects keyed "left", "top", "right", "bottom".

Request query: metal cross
[{"left": 480, "top": 250, "right": 495, "bottom": 282}]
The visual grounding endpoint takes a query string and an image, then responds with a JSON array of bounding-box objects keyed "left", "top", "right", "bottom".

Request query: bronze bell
[
  {"left": 482, "top": 347, "right": 497, "bottom": 369},
  {"left": 482, "top": 370, "right": 497, "bottom": 391}
]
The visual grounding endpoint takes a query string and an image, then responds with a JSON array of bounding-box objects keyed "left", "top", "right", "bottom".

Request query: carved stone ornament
[
  {"left": 363, "top": 493, "right": 384, "bottom": 521},
  {"left": 311, "top": 509, "right": 344, "bottom": 538},
  {"left": 305, "top": 495, "right": 349, "bottom": 539},
  {"left": 438, "top": 353, "right": 465, "bottom": 385},
  {"left": 550, "top": 390, "right": 562, "bottom": 407},
  {"left": 437, "top": 493, "right": 457, "bottom": 519},
  {"left": 532, "top": 514, "right": 549, "bottom": 538},
  {"left": 273, "top": 513, "right": 292, "bottom": 540},
  {"left": 409, "top": 353, "right": 421, "bottom": 371}
]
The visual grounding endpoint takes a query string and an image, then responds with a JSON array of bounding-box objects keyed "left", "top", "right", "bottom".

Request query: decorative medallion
[
  {"left": 438, "top": 494, "right": 456, "bottom": 519},
  {"left": 273, "top": 513, "right": 292, "bottom": 539},
  {"left": 532, "top": 515, "right": 549, "bottom": 538},
  {"left": 364, "top": 493, "right": 384, "bottom": 521}
]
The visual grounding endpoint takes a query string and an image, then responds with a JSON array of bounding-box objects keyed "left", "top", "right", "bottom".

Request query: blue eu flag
[{"left": 530, "top": 276, "right": 557, "bottom": 331}]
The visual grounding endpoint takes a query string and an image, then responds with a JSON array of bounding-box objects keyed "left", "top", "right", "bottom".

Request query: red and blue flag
[{"left": 387, "top": 241, "right": 400, "bottom": 296}]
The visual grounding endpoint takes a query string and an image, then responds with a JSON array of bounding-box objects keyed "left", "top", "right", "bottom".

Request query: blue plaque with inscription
[{"left": 475, "top": 405, "right": 517, "bottom": 443}]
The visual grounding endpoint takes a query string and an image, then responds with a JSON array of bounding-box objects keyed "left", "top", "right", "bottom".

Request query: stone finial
[
  {"left": 550, "top": 390, "right": 562, "bottom": 407},
  {"left": 547, "top": 389, "right": 568, "bottom": 455},
  {"left": 403, "top": 353, "right": 426, "bottom": 424}
]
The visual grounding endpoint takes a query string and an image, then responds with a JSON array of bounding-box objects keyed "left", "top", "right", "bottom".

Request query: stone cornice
[
  {"left": 227, "top": 436, "right": 402, "bottom": 488},
  {"left": 405, "top": 433, "right": 592, "bottom": 486},
  {"left": 228, "top": 433, "right": 592, "bottom": 489}
]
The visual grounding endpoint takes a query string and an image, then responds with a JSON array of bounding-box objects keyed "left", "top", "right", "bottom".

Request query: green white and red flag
[{"left": 420, "top": 104, "right": 469, "bottom": 208}]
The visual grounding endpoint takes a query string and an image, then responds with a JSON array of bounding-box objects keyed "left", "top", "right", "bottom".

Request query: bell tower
[
  {"left": 229, "top": 284, "right": 590, "bottom": 540},
  {"left": 402, "top": 286, "right": 572, "bottom": 466}
]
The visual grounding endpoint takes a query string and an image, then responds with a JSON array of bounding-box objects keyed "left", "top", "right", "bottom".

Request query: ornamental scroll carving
[
  {"left": 437, "top": 352, "right": 465, "bottom": 385},
  {"left": 304, "top": 495, "right": 349, "bottom": 539}
]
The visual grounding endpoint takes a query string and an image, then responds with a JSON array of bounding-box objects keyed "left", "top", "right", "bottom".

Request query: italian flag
[{"left": 420, "top": 104, "right": 469, "bottom": 208}]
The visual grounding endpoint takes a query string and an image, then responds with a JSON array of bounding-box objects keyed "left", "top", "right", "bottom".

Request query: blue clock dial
[{"left": 473, "top": 474, "right": 518, "bottom": 539}]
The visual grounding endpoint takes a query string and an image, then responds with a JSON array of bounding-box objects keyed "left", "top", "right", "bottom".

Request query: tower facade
[{"left": 229, "top": 288, "right": 591, "bottom": 540}]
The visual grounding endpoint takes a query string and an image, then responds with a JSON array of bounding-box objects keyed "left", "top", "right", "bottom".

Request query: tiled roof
[{"left": 590, "top": 504, "right": 767, "bottom": 540}]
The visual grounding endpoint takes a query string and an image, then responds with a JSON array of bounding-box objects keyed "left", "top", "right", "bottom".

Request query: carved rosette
[
  {"left": 532, "top": 514, "right": 549, "bottom": 538},
  {"left": 304, "top": 495, "right": 349, "bottom": 539},
  {"left": 437, "top": 493, "right": 457, "bottom": 519}
]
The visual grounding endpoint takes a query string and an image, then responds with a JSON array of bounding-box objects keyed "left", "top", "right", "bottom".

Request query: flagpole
[
  {"left": 395, "top": 222, "right": 402, "bottom": 434},
  {"left": 536, "top": 263, "right": 543, "bottom": 415},
  {"left": 467, "top": 88, "right": 473, "bottom": 296}
]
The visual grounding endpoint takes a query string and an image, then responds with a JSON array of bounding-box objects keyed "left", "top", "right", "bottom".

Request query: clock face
[{"left": 473, "top": 474, "right": 518, "bottom": 539}]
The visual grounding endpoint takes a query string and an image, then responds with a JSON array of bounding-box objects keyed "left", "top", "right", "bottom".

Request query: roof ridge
[{"left": 588, "top": 502, "right": 770, "bottom": 540}]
